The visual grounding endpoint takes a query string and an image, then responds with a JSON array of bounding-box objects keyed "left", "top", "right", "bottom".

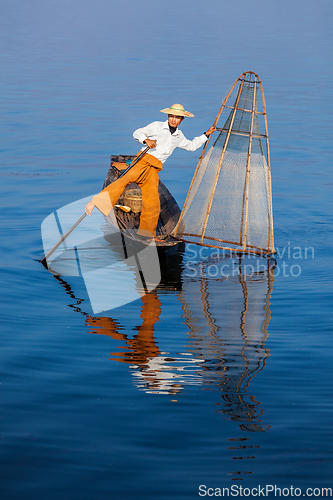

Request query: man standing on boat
[{"left": 85, "top": 104, "right": 215, "bottom": 240}]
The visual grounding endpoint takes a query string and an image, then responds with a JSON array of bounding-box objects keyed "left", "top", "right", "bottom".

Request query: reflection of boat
[
  {"left": 83, "top": 252, "right": 275, "bottom": 432},
  {"left": 103, "top": 155, "right": 182, "bottom": 247}
]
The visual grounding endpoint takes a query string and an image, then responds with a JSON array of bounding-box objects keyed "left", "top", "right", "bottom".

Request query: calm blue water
[{"left": 1, "top": 1, "right": 332, "bottom": 499}]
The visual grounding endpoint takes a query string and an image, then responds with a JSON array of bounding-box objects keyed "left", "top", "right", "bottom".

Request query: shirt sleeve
[
  {"left": 133, "top": 122, "right": 157, "bottom": 144},
  {"left": 177, "top": 131, "right": 208, "bottom": 152}
]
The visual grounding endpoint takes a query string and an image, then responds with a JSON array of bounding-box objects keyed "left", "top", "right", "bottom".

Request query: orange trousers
[{"left": 92, "top": 153, "right": 163, "bottom": 237}]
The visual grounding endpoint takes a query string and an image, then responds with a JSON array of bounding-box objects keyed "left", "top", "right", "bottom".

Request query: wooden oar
[
  {"left": 41, "top": 145, "right": 150, "bottom": 267},
  {"left": 41, "top": 213, "right": 87, "bottom": 267}
]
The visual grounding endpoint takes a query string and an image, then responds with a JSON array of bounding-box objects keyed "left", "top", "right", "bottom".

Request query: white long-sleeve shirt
[{"left": 133, "top": 120, "right": 208, "bottom": 164}]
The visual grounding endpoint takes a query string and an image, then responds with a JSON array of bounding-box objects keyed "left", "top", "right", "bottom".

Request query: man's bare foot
[{"left": 85, "top": 200, "right": 95, "bottom": 216}]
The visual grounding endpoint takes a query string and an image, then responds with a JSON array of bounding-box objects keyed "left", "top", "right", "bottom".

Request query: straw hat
[{"left": 160, "top": 103, "right": 194, "bottom": 117}]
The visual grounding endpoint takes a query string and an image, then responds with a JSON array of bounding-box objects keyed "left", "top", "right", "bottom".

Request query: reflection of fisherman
[
  {"left": 86, "top": 290, "right": 161, "bottom": 365},
  {"left": 85, "top": 104, "right": 216, "bottom": 240},
  {"left": 85, "top": 290, "right": 201, "bottom": 395}
]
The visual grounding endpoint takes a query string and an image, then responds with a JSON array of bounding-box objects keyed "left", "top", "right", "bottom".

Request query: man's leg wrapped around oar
[{"left": 86, "top": 152, "right": 163, "bottom": 238}]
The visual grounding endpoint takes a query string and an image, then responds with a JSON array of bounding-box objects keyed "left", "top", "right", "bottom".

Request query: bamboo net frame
[{"left": 173, "top": 71, "right": 275, "bottom": 255}]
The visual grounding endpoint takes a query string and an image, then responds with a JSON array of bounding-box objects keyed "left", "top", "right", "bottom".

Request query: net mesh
[{"left": 174, "top": 72, "right": 274, "bottom": 254}]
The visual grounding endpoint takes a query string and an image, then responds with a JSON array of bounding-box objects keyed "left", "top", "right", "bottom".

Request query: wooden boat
[{"left": 102, "top": 154, "right": 182, "bottom": 247}]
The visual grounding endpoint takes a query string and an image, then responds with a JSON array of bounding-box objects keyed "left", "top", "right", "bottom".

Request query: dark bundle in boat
[{"left": 103, "top": 155, "right": 182, "bottom": 247}]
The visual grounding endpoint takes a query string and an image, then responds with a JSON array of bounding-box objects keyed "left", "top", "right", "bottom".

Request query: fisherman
[{"left": 85, "top": 104, "right": 216, "bottom": 241}]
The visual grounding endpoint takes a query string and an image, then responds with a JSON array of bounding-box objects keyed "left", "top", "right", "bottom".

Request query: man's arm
[
  {"left": 133, "top": 122, "right": 156, "bottom": 144},
  {"left": 178, "top": 125, "right": 216, "bottom": 152}
]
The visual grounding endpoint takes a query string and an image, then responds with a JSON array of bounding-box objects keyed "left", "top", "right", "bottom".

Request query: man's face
[{"left": 168, "top": 114, "right": 184, "bottom": 128}]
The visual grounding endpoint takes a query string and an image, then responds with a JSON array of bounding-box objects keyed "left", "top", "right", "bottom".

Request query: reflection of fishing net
[
  {"left": 179, "top": 257, "right": 274, "bottom": 431},
  {"left": 174, "top": 72, "right": 275, "bottom": 254}
]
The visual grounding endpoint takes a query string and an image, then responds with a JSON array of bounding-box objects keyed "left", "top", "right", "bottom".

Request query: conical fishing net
[{"left": 174, "top": 72, "right": 275, "bottom": 255}]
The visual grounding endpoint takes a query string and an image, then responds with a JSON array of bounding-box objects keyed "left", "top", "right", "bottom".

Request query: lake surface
[{"left": 1, "top": 1, "right": 332, "bottom": 499}]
